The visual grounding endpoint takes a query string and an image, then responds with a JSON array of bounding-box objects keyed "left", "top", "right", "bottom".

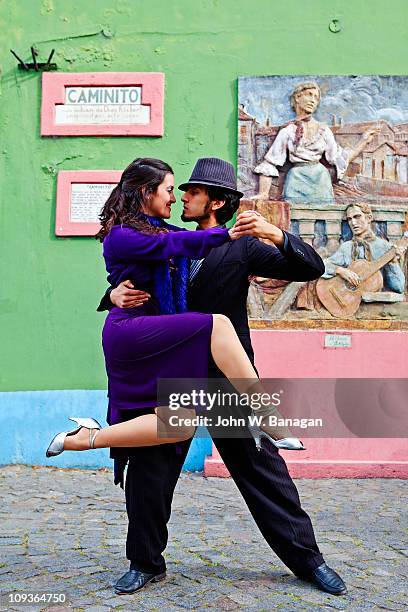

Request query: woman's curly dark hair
[{"left": 96, "top": 158, "right": 173, "bottom": 241}]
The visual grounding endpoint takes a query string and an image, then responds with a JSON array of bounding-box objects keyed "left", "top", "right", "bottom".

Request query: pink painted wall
[
  {"left": 205, "top": 330, "right": 408, "bottom": 478},
  {"left": 251, "top": 329, "right": 408, "bottom": 378}
]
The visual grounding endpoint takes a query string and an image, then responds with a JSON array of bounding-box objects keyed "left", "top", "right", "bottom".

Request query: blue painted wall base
[{"left": 0, "top": 391, "right": 212, "bottom": 471}]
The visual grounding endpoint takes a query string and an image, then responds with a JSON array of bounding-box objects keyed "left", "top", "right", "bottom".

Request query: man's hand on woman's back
[{"left": 110, "top": 280, "right": 150, "bottom": 308}]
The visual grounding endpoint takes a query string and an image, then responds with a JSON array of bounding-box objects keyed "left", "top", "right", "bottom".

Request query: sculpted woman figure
[{"left": 254, "top": 81, "right": 378, "bottom": 204}]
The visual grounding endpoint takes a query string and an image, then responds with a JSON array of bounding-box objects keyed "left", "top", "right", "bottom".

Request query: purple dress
[{"left": 102, "top": 224, "right": 230, "bottom": 426}]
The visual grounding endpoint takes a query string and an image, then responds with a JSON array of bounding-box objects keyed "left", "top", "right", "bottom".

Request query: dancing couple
[{"left": 46, "top": 157, "right": 347, "bottom": 596}]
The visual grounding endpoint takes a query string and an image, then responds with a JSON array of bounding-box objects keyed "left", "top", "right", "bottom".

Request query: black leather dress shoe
[
  {"left": 113, "top": 569, "right": 166, "bottom": 595},
  {"left": 298, "top": 563, "right": 347, "bottom": 595}
]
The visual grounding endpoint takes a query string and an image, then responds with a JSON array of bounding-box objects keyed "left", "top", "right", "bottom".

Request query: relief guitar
[{"left": 316, "top": 235, "right": 408, "bottom": 318}]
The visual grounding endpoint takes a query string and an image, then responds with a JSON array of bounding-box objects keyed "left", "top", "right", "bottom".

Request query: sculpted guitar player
[{"left": 317, "top": 203, "right": 407, "bottom": 318}]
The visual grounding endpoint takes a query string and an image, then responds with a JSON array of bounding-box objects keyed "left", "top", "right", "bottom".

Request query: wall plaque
[
  {"left": 41, "top": 72, "right": 164, "bottom": 136},
  {"left": 55, "top": 170, "right": 121, "bottom": 236},
  {"left": 324, "top": 333, "right": 352, "bottom": 349}
]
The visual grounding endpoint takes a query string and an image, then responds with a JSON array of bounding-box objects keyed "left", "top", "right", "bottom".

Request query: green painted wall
[{"left": 1, "top": 0, "right": 407, "bottom": 391}]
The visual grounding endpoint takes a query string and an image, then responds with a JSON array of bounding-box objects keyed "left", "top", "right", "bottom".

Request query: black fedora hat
[{"left": 178, "top": 157, "right": 243, "bottom": 198}]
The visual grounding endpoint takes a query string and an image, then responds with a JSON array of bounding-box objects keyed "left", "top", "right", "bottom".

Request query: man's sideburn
[{"left": 181, "top": 199, "right": 212, "bottom": 223}]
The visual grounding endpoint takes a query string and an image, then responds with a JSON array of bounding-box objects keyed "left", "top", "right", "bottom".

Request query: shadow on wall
[{"left": 0, "top": 390, "right": 212, "bottom": 472}]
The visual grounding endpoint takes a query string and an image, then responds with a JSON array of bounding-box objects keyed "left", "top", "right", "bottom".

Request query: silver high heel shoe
[
  {"left": 248, "top": 425, "right": 306, "bottom": 451},
  {"left": 45, "top": 417, "right": 102, "bottom": 457}
]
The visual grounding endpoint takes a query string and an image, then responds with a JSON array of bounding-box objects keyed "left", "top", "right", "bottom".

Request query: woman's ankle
[{"left": 63, "top": 428, "right": 90, "bottom": 451}]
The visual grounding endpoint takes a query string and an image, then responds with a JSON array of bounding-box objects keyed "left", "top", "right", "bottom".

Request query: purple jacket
[{"left": 103, "top": 225, "right": 230, "bottom": 316}]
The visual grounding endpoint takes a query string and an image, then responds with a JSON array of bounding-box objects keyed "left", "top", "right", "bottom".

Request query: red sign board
[
  {"left": 55, "top": 170, "right": 122, "bottom": 236},
  {"left": 41, "top": 72, "right": 164, "bottom": 136}
]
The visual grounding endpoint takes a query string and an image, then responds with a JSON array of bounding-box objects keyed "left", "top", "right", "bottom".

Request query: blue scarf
[{"left": 140, "top": 214, "right": 189, "bottom": 315}]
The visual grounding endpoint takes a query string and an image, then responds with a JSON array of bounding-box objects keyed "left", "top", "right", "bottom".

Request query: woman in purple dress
[{"left": 46, "top": 158, "right": 303, "bottom": 456}]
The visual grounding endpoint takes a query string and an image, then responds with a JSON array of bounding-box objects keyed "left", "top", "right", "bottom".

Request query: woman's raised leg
[
  {"left": 56, "top": 314, "right": 299, "bottom": 454},
  {"left": 210, "top": 314, "right": 300, "bottom": 446},
  {"left": 63, "top": 408, "right": 195, "bottom": 451},
  {"left": 210, "top": 314, "right": 258, "bottom": 382}
]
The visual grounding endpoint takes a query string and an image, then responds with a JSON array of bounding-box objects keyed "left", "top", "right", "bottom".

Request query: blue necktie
[
  {"left": 189, "top": 224, "right": 225, "bottom": 284},
  {"left": 189, "top": 258, "right": 204, "bottom": 283}
]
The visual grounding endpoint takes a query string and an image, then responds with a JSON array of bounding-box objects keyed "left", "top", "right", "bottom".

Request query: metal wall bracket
[{"left": 10, "top": 48, "right": 57, "bottom": 71}]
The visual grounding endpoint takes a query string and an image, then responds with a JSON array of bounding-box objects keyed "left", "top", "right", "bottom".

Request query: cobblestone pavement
[{"left": 0, "top": 466, "right": 407, "bottom": 611}]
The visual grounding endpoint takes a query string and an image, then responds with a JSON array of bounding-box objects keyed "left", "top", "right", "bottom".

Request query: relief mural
[{"left": 238, "top": 76, "right": 408, "bottom": 328}]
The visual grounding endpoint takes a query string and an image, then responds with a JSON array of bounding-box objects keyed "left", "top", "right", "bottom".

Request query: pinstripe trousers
[{"left": 124, "top": 407, "right": 324, "bottom": 575}]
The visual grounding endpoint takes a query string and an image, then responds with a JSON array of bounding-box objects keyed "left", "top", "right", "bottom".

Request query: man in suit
[{"left": 98, "top": 158, "right": 347, "bottom": 597}]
